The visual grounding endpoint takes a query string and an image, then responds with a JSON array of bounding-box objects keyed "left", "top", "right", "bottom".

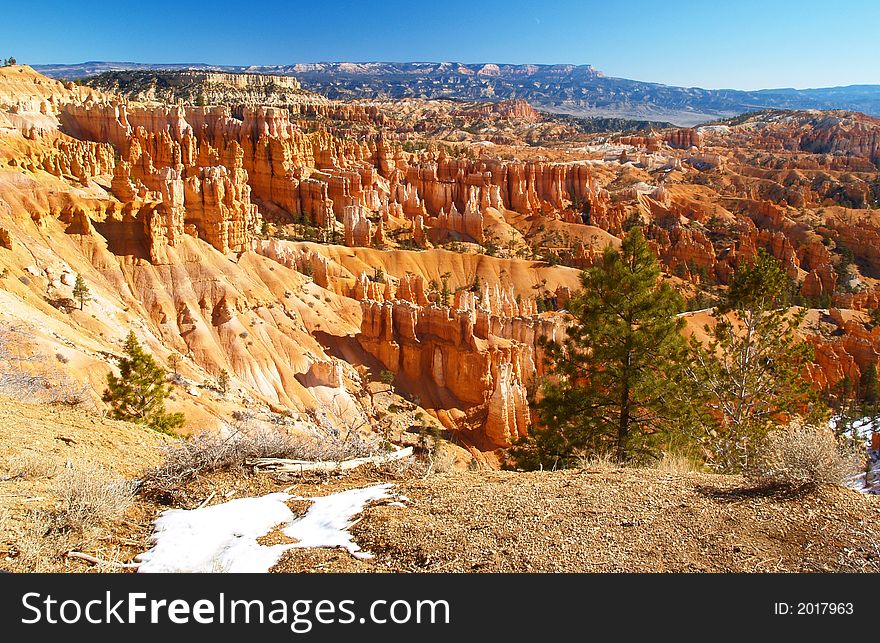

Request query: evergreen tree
[
  {"left": 72, "top": 274, "right": 91, "bottom": 310},
  {"left": 378, "top": 369, "right": 396, "bottom": 391},
  {"left": 167, "top": 353, "right": 181, "bottom": 377},
  {"left": 102, "top": 332, "right": 185, "bottom": 434},
  {"left": 217, "top": 369, "right": 230, "bottom": 396},
  {"left": 440, "top": 272, "right": 452, "bottom": 307},
  {"left": 828, "top": 375, "right": 861, "bottom": 438},
  {"left": 510, "top": 227, "right": 692, "bottom": 468},
  {"left": 859, "top": 362, "right": 878, "bottom": 405},
  {"left": 687, "top": 250, "right": 822, "bottom": 472}
]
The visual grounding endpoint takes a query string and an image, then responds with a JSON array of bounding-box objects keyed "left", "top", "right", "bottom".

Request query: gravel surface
[{"left": 272, "top": 467, "right": 880, "bottom": 573}]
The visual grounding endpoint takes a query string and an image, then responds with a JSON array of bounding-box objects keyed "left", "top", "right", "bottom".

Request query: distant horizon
[
  {"left": 28, "top": 59, "right": 880, "bottom": 94},
  {"left": 5, "top": 1, "right": 879, "bottom": 92}
]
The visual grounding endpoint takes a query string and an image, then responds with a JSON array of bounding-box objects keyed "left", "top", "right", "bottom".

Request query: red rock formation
[
  {"left": 649, "top": 225, "right": 716, "bottom": 279},
  {"left": 801, "top": 264, "right": 837, "bottom": 299},
  {"left": 252, "top": 239, "right": 332, "bottom": 289},
  {"left": 356, "top": 284, "right": 565, "bottom": 448},
  {"left": 343, "top": 205, "right": 373, "bottom": 247},
  {"left": 664, "top": 128, "right": 702, "bottom": 149},
  {"left": 451, "top": 99, "right": 541, "bottom": 124},
  {"left": 433, "top": 193, "right": 484, "bottom": 243}
]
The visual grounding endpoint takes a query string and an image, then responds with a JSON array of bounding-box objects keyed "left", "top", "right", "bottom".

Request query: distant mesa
[{"left": 33, "top": 61, "right": 880, "bottom": 127}]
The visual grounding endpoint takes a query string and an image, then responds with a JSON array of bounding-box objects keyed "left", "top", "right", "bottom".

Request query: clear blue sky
[{"left": 4, "top": 0, "right": 878, "bottom": 90}]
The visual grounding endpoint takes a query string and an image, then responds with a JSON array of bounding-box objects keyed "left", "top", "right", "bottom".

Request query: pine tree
[
  {"left": 72, "top": 274, "right": 91, "bottom": 310},
  {"left": 859, "top": 362, "right": 878, "bottom": 405},
  {"left": 217, "top": 369, "right": 230, "bottom": 396},
  {"left": 856, "top": 362, "right": 880, "bottom": 439},
  {"left": 167, "top": 353, "right": 181, "bottom": 377},
  {"left": 102, "top": 332, "right": 185, "bottom": 434},
  {"left": 440, "top": 272, "right": 452, "bottom": 307},
  {"left": 687, "top": 250, "right": 822, "bottom": 472},
  {"left": 510, "top": 227, "right": 692, "bottom": 468}
]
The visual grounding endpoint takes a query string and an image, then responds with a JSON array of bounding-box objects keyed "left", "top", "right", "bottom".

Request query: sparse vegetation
[
  {"left": 4, "top": 451, "right": 59, "bottom": 480},
  {"left": 686, "top": 250, "right": 823, "bottom": 473},
  {"left": 10, "top": 464, "right": 134, "bottom": 572},
  {"left": 141, "top": 424, "right": 386, "bottom": 502},
  {"left": 72, "top": 274, "right": 91, "bottom": 310},
  {"left": 102, "top": 332, "right": 185, "bottom": 434},
  {"left": 378, "top": 369, "right": 396, "bottom": 390},
  {"left": 746, "top": 423, "right": 862, "bottom": 491},
  {"left": 511, "top": 228, "right": 694, "bottom": 469},
  {"left": 216, "top": 369, "right": 230, "bottom": 396},
  {"left": 167, "top": 353, "right": 181, "bottom": 377}
]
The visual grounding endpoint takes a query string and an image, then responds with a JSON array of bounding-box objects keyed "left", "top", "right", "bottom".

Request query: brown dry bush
[
  {"left": 140, "top": 424, "right": 388, "bottom": 501},
  {"left": 10, "top": 466, "right": 135, "bottom": 572},
  {"left": 56, "top": 466, "right": 136, "bottom": 532},
  {"left": 746, "top": 423, "right": 863, "bottom": 491},
  {"left": 3, "top": 451, "right": 59, "bottom": 479}
]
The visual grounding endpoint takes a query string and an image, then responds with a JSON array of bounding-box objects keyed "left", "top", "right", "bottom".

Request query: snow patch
[
  {"left": 136, "top": 484, "right": 395, "bottom": 573},
  {"left": 283, "top": 484, "right": 393, "bottom": 559},
  {"left": 136, "top": 493, "right": 296, "bottom": 573}
]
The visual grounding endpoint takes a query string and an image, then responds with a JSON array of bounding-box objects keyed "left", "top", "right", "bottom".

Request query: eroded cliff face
[
  {"left": 355, "top": 279, "right": 564, "bottom": 448},
  {"left": 58, "top": 98, "right": 627, "bottom": 253},
  {"left": 4, "top": 64, "right": 880, "bottom": 457}
]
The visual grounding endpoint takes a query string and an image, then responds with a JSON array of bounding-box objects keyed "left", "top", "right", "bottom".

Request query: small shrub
[
  {"left": 12, "top": 509, "right": 68, "bottom": 572},
  {"left": 103, "top": 331, "right": 185, "bottom": 434},
  {"left": 217, "top": 369, "right": 230, "bottom": 396},
  {"left": 55, "top": 352, "right": 69, "bottom": 364},
  {"left": 5, "top": 451, "right": 59, "bottom": 479},
  {"left": 747, "top": 423, "right": 862, "bottom": 490},
  {"left": 56, "top": 466, "right": 136, "bottom": 532}
]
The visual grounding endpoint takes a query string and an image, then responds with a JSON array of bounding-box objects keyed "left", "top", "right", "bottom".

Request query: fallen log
[{"left": 248, "top": 447, "right": 414, "bottom": 473}]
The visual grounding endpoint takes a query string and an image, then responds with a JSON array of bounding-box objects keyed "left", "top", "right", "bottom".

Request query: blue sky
[{"left": 3, "top": 1, "right": 878, "bottom": 90}]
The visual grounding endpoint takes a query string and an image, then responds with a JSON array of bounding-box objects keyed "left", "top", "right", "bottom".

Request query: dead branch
[
  {"left": 249, "top": 447, "right": 414, "bottom": 473},
  {"left": 66, "top": 551, "right": 142, "bottom": 568}
]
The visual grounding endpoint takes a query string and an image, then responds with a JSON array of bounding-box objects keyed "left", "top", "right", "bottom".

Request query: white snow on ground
[
  {"left": 850, "top": 452, "right": 880, "bottom": 495},
  {"left": 136, "top": 493, "right": 297, "bottom": 573},
  {"left": 136, "top": 484, "right": 396, "bottom": 573},
  {"left": 828, "top": 416, "right": 879, "bottom": 496},
  {"left": 283, "top": 484, "right": 393, "bottom": 559}
]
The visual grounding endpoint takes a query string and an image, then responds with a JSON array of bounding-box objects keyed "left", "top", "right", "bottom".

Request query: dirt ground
[
  {"left": 1, "top": 396, "right": 878, "bottom": 574},
  {"left": 271, "top": 468, "right": 880, "bottom": 573}
]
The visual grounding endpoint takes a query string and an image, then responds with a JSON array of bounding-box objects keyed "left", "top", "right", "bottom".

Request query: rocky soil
[{"left": 272, "top": 467, "right": 880, "bottom": 573}]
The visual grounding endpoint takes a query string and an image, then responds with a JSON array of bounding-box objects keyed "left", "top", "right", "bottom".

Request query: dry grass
[
  {"left": 577, "top": 451, "right": 619, "bottom": 470},
  {"left": 747, "top": 423, "right": 863, "bottom": 491},
  {"left": 13, "top": 509, "right": 66, "bottom": 572},
  {"left": 650, "top": 452, "right": 705, "bottom": 474},
  {"left": 141, "top": 424, "right": 389, "bottom": 502},
  {"left": 56, "top": 466, "right": 136, "bottom": 531},
  {"left": 3, "top": 450, "right": 59, "bottom": 479},
  {"left": 0, "top": 322, "right": 90, "bottom": 407},
  {"left": 9, "top": 465, "right": 135, "bottom": 572}
]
